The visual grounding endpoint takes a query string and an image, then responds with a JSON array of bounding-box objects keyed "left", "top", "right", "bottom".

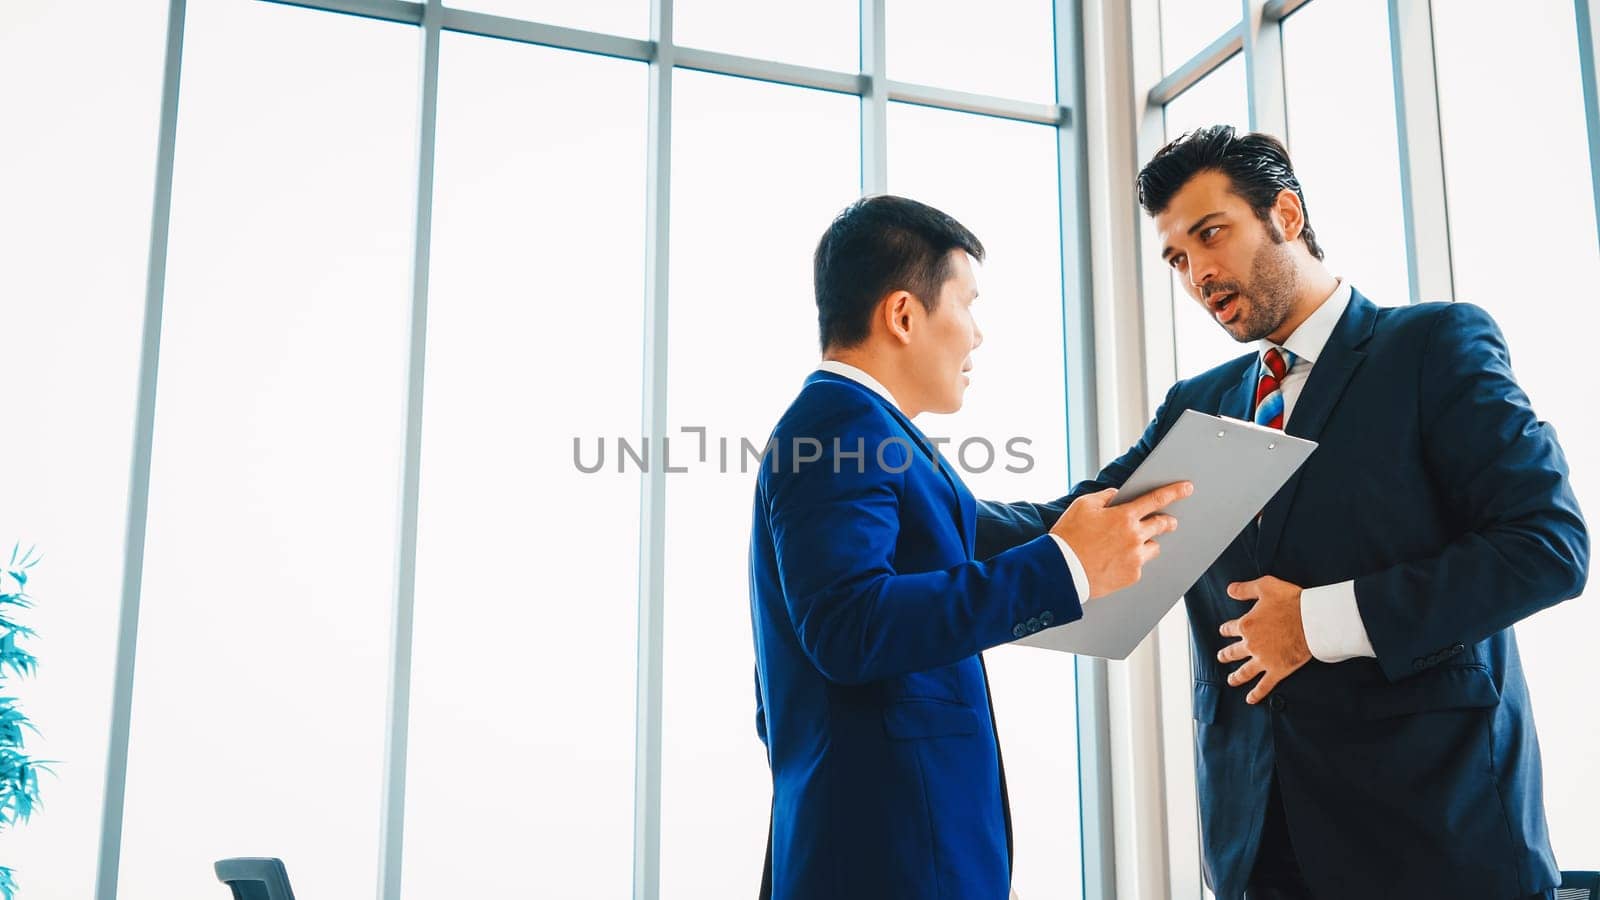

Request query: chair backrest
[
  {"left": 214, "top": 857, "right": 297, "bottom": 900},
  {"left": 1559, "top": 870, "right": 1600, "bottom": 900}
]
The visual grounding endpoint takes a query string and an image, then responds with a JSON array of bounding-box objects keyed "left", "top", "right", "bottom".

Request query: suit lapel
[
  {"left": 1221, "top": 358, "right": 1258, "bottom": 423},
  {"left": 888, "top": 408, "right": 975, "bottom": 556},
  {"left": 805, "top": 371, "right": 974, "bottom": 553},
  {"left": 1255, "top": 292, "right": 1378, "bottom": 566}
]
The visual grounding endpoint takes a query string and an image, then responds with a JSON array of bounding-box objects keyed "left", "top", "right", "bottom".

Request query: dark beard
[{"left": 1220, "top": 237, "right": 1299, "bottom": 343}]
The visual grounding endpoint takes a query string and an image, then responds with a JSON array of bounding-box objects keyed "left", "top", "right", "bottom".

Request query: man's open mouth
[{"left": 1211, "top": 292, "right": 1240, "bottom": 323}]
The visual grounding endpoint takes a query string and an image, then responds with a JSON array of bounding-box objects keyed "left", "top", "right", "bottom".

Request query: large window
[
  {"left": 887, "top": 0, "right": 1057, "bottom": 103},
  {"left": 1433, "top": 0, "right": 1600, "bottom": 870},
  {"left": 399, "top": 36, "right": 648, "bottom": 899},
  {"left": 676, "top": 0, "right": 857, "bottom": 70},
  {"left": 660, "top": 72, "right": 859, "bottom": 899},
  {"left": 0, "top": 2, "right": 167, "bottom": 898},
  {"left": 1281, "top": 0, "right": 1411, "bottom": 306},
  {"left": 888, "top": 102, "right": 1084, "bottom": 899},
  {"left": 117, "top": 3, "right": 419, "bottom": 897},
  {"left": 8, "top": 0, "right": 1095, "bottom": 897},
  {"left": 1163, "top": 54, "right": 1251, "bottom": 380}
]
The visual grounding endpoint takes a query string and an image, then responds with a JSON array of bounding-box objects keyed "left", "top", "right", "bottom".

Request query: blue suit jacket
[
  {"left": 749, "top": 370, "right": 1084, "bottom": 899},
  {"left": 978, "top": 292, "right": 1588, "bottom": 899}
]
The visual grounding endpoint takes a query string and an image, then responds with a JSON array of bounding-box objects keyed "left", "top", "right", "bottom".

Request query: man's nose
[{"left": 1188, "top": 253, "right": 1219, "bottom": 293}]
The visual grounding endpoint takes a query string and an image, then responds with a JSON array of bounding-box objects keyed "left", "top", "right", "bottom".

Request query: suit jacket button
[
  {"left": 1027, "top": 617, "right": 1042, "bottom": 633},
  {"left": 1412, "top": 658, "right": 1426, "bottom": 671},
  {"left": 1451, "top": 643, "right": 1465, "bottom": 655},
  {"left": 1268, "top": 695, "right": 1286, "bottom": 712},
  {"left": 1040, "top": 610, "right": 1054, "bottom": 627},
  {"left": 1013, "top": 624, "right": 1028, "bottom": 639}
]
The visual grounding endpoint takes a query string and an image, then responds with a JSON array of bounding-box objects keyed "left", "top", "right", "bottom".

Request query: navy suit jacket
[
  {"left": 979, "top": 292, "right": 1588, "bottom": 899},
  {"left": 749, "top": 370, "right": 1084, "bottom": 899}
]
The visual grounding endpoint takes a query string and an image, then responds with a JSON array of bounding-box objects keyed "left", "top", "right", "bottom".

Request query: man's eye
[
  {"left": 1169, "top": 255, "right": 1186, "bottom": 270},
  {"left": 1201, "top": 226, "right": 1222, "bottom": 240}
]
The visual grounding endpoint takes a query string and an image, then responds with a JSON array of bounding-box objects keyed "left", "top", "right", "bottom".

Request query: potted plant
[{"left": 0, "top": 544, "right": 47, "bottom": 900}]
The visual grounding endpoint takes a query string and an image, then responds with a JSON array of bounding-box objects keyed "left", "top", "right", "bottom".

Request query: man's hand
[
  {"left": 1218, "top": 576, "right": 1312, "bottom": 704},
  {"left": 1050, "top": 481, "right": 1191, "bottom": 599}
]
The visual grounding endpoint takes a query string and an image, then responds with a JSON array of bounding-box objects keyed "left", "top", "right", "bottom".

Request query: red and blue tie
[{"left": 1254, "top": 346, "right": 1297, "bottom": 430}]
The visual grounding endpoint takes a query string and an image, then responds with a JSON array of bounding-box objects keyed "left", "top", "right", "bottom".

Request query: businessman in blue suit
[
  {"left": 748, "top": 195, "right": 1191, "bottom": 899},
  {"left": 979, "top": 126, "right": 1589, "bottom": 899}
]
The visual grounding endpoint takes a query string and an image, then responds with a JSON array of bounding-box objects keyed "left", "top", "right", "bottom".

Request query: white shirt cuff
[
  {"left": 1048, "top": 534, "right": 1093, "bottom": 606},
  {"left": 1300, "top": 579, "right": 1376, "bottom": 662}
]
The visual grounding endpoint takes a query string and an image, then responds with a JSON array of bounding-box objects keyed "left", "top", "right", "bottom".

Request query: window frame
[{"left": 94, "top": 1, "right": 1107, "bottom": 899}]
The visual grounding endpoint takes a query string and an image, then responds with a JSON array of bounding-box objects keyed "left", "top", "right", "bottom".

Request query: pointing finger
[{"left": 1125, "top": 481, "right": 1194, "bottom": 519}]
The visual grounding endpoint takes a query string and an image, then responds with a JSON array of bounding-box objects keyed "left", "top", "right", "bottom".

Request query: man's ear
[
  {"left": 1273, "top": 187, "right": 1306, "bottom": 244},
  {"left": 882, "top": 290, "right": 916, "bottom": 345}
]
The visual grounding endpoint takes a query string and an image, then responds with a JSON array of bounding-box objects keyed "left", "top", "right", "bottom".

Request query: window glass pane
[
  {"left": 887, "top": 0, "right": 1056, "bottom": 103},
  {"left": 1434, "top": 0, "right": 1600, "bottom": 866},
  {"left": 1163, "top": 55, "right": 1252, "bottom": 379},
  {"left": 660, "top": 70, "right": 859, "bottom": 900},
  {"left": 1282, "top": 0, "right": 1411, "bottom": 305},
  {"left": 447, "top": 0, "right": 646, "bottom": 40},
  {"left": 116, "top": 4, "right": 419, "bottom": 897},
  {"left": 888, "top": 102, "right": 1084, "bottom": 898},
  {"left": 0, "top": 1, "right": 166, "bottom": 895},
  {"left": 677, "top": 0, "right": 857, "bottom": 72},
  {"left": 399, "top": 36, "right": 647, "bottom": 900},
  {"left": 1159, "top": 0, "right": 1240, "bottom": 75}
]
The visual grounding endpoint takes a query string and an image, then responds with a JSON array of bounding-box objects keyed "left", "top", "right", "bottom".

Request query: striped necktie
[{"left": 1254, "top": 346, "right": 1297, "bottom": 430}]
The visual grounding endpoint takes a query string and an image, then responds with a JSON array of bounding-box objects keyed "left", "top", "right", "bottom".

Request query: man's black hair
[
  {"left": 1137, "top": 124, "right": 1324, "bottom": 260},
  {"left": 813, "top": 194, "right": 985, "bottom": 351}
]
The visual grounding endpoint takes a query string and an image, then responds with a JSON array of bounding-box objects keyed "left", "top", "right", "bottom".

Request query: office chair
[
  {"left": 1559, "top": 870, "right": 1600, "bottom": 900},
  {"left": 214, "top": 857, "right": 297, "bottom": 900}
]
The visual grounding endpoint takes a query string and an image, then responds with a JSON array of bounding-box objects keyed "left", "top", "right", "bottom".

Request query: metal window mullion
[
  {"left": 1054, "top": 0, "right": 1109, "bottom": 896},
  {"left": 675, "top": 46, "right": 861, "bottom": 94},
  {"left": 1081, "top": 0, "right": 1174, "bottom": 891},
  {"left": 633, "top": 0, "right": 673, "bottom": 898},
  {"left": 95, "top": 2, "right": 187, "bottom": 898},
  {"left": 1387, "top": 0, "right": 1455, "bottom": 302},
  {"left": 1575, "top": 0, "right": 1600, "bottom": 251},
  {"left": 441, "top": 8, "right": 652, "bottom": 61},
  {"left": 376, "top": 3, "right": 442, "bottom": 900},
  {"left": 884, "top": 81, "right": 1065, "bottom": 126},
  {"left": 272, "top": 0, "right": 1070, "bottom": 128},
  {"left": 1242, "top": 0, "right": 1289, "bottom": 140},
  {"left": 860, "top": 0, "right": 887, "bottom": 194},
  {"left": 1262, "top": 0, "right": 1314, "bottom": 24},
  {"left": 1148, "top": 25, "right": 1243, "bottom": 108},
  {"left": 265, "top": 0, "right": 421, "bottom": 25}
]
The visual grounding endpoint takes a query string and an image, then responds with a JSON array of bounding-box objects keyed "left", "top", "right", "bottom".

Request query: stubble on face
[{"left": 1207, "top": 229, "right": 1299, "bottom": 343}]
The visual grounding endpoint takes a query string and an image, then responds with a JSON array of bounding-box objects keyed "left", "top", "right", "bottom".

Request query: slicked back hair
[{"left": 1137, "top": 124, "right": 1324, "bottom": 260}]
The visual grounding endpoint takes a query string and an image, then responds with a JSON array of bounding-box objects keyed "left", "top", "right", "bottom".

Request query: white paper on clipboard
[{"left": 1015, "top": 408, "right": 1317, "bottom": 659}]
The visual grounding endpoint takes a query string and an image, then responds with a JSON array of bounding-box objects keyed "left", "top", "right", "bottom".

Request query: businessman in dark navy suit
[
  {"left": 978, "top": 126, "right": 1589, "bottom": 900},
  {"left": 748, "top": 195, "right": 1190, "bottom": 899}
]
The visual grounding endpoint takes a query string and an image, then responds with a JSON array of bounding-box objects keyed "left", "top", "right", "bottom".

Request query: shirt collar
[
  {"left": 1261, "top": 278, "right": 1353, "bottom": 367},
  {"left": 816, "top": 359, "right": 901, "bottom": 412}
]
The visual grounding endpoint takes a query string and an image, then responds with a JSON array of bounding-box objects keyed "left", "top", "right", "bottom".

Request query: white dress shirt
[
  {"left": 816, "top": 359, "right": 1094, "bottom": 607},
  {"left": 1257, "top": 280, "right": 1377, "bottom": 663}
]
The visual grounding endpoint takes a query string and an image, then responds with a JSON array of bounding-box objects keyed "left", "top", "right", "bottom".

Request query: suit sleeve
[
  {"left": 974, "top": 381, "right": 1184, "bottom": 560},
  {"left": 767, "top": 413, "right": 1084, "bottom": 686},
  {"left": 1357, "top": 302, "right": 1589, "bottom": 681}
]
